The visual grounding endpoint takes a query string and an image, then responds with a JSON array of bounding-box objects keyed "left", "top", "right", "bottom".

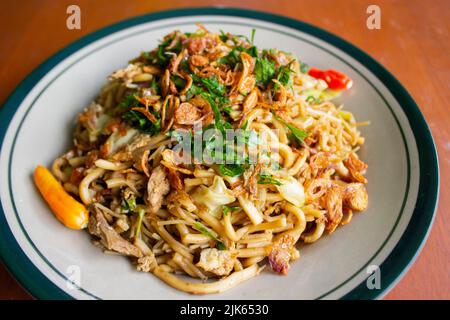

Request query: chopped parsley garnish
[
  {"left": 276, "top": 65, "right": 291, "bottom": 86},
  {"left": 187, "top": 74, "right": 230, "bottom": 133},
  {"left": 285, "top": 123, "right": 308, "bottom": 144},
  {"left": 171, "top": 75, "right": 186, "bottom": 90},
  {"left": 123, "top": 109, "right": 161, "bottom": 135},
  {"left": 200, "top": 93, "right": 225, "bottom": 133},
  {"left": 117, "top": 94, "right": 161, "bottom": 135},
  {"left": 223, "top": 106, "right": 233, "bottom": 115},
  {"left": 194, "top": 124, "right": 251, "bottom": 171},
  {"left": 245, "top": 45, "right": 259, "bottom": 58},
  {"left": 157, "top": 38, "right": 181, "bottom": 66},
  {"left": 274, "top": 60, "right": 295, "bottom": 90},
  {"left": 219, "top": 30, "right": 229, "bottom": 42},
  {"left": 144, "top": 36, "right": 181, "bottom": 67},
  {"left": 217, "top": 48, "right": 240, "bottom": 65},
  {"left": 218, "top": 164, "right": 245, "bottom": 177},
  {"left": 149, "top": 78, "right": 160, "bottom": 94},
  {"left": 218, "top": 45, "right": 258, "bottom": 65},
  {"left": 180, "top": 59, "right": 190, "bottom": 73},
  {"left": 118, "top": 94, "right": 138, "bottom": 109},
  {"left": 221, "top": 28, "right": 256, "bottom": 46},
  {"left": 273, "top": 113, "right": 308, "bottom": 144},
  {"left": 254, "top": 57, "right": 276, "bottom": 86},
  {"left": 191, "top": 74, "right": 227, "bottom": 97}
]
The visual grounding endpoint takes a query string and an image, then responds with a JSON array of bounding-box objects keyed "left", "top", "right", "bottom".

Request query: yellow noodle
[
  {"left": 153, "top": 264, "right": 259, "bottom": 294},
  {"left": 301, "top": 221, "right": 326, "bottom": 243},
  {"left": 152, "top": 222, "right": 193, "bottom": 261},
  {"left": 79, "top": 168, "right": 105, "bottom": 205}
]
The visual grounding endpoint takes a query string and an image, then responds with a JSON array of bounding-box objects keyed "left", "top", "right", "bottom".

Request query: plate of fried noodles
[{"left": 0, "top": 8, "right": 438, "bottom": 300}]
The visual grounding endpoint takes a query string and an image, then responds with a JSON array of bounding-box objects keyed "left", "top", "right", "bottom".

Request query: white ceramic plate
[{"left": 0, "top": 8, "right": 439, "bottom": 300}]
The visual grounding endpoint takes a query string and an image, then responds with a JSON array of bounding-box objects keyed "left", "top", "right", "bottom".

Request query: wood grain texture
[{"left": 0, "top": 0, "right": 448, "bottom": 300}]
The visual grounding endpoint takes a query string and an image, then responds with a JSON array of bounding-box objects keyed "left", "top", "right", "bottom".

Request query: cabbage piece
[
  {"left": 88, "top": 113, "right": 111, "bottom": 142},
  {"left": 238, "top": 195, "right": 264, "bottom": 225},
  {"left": 276, "top": 176, "right": 305, "bottom": 207},
  {"left": 103, "top": 128, "right": 138, "bottom": 156},
  {"left": 300, "top": 88, "right": 341, "bottom": 102},
  {"left": 299, "top": 73, "right": 322, "bottom": 90},
  {"left": 222, "top": 174, "right": 240, "bottom": 186},
  {"left": 191, "top": 176, "right": 236, "bottom": 214}
]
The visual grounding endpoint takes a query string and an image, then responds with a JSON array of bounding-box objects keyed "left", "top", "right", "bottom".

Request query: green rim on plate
[{"left": 0, "top": 7, "right": 439, "bottom": 300}]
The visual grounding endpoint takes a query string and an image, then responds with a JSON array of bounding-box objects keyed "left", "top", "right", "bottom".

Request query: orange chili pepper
[{"left": 33, "top": 165, "right": 89, "bottom": 230}]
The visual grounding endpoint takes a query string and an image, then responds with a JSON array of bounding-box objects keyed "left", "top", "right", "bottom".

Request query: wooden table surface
[{"left": 0, "top": 0, "right": 448, "bottom": 300}]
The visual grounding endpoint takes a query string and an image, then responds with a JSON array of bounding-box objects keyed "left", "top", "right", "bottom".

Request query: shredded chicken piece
[
  {"left": 237, "top": 52, "right": 255, "bottom": 94},
  {"left": 309, "top": 152, "right": 330, "bottom": 177},
  {"left": 147, "top": 165, "right": 170, "bottom": 213},
  {"left": 323, "top": 185, "right": 344, "bottom": 233},
  {"left": 242, "top": 88, "right": 258, "bottom": 114},
  {"left": 110, "top": 134, "right": 153, "bottom": 162},
  {"left": 243, "top": 163, "right": 261, "bottom": 199},
  {"left": 77, "top": 102, "right": 102, "bottom": 131},
  {"left": 344, "top": 183, "right": 368, "bottom": 211},
  {"left": 88, "top": 206, "right": 142, "bottom": 257},
  {"left": 110, "top": 64, "right": 142, "bottom": 88},
  {"left": 136, "top": 255, "right": 157, "bottom": 273},
  {"left": 196, "top": 248, "right": 235, "bottom": 276},
  {"left": 113, "top": 218, "right": 129, "bottom": 234},
  {"left": 268, "top": 234, "right": 295, "bottom": 275},
  {"left": 344, "top": 152, "right": 368, "bottom": 184}
]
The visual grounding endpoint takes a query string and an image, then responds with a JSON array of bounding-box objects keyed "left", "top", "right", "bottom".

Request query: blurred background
[{"left": 0, "top": 0, "right": 448, "bottom": 300}]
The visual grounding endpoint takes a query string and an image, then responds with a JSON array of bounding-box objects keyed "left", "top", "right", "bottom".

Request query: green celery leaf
[
  {"left": 254, "top": 58, "right": 276, "bottom": 85},
  {"left": 218, "top": 164, "right": 244, "bottom": 177},
  {"left": 257, "top": 173, "right": 283, "bottom": 186}
]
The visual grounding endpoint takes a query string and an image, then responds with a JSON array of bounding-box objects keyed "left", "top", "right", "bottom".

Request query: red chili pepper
[{"left": 308, "top": 68, "right": 353, "bottom": 90}]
